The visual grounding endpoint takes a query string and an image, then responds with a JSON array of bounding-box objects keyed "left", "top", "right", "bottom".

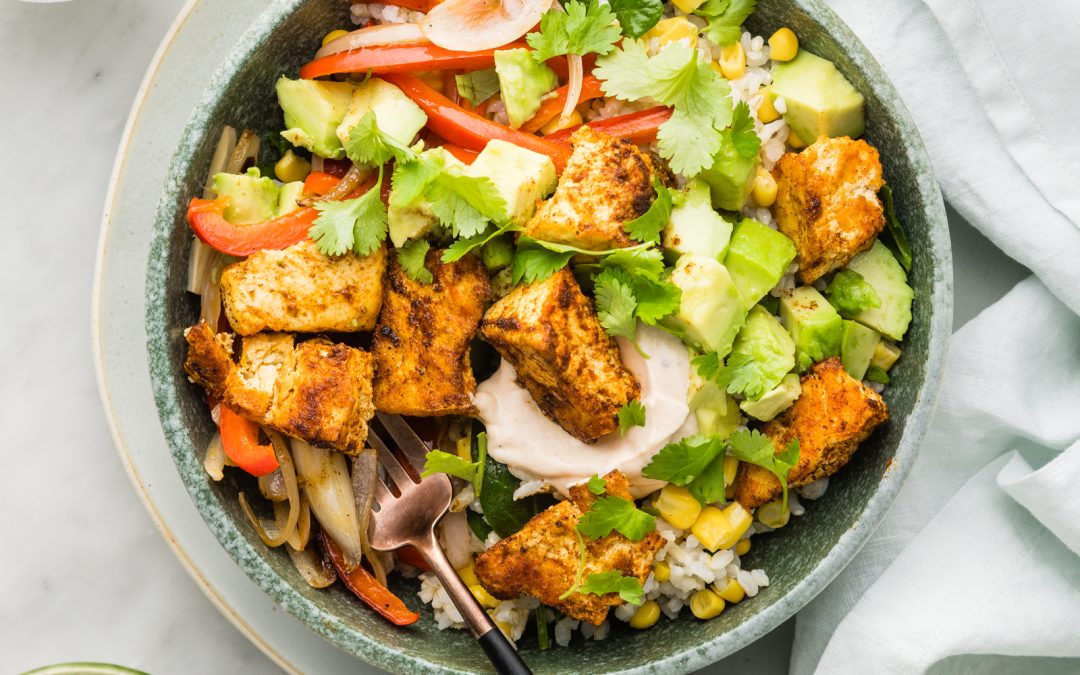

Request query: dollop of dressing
[{"left": 475, "top": 324, "right": 694, "bottom": 498}]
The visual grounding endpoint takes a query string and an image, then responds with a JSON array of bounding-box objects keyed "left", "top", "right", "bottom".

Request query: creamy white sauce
[{"left": 475, "top": 324, "right": 694, "bottom": 498}]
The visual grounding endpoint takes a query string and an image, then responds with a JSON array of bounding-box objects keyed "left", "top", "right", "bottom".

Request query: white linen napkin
[{"left": 789, "top": 1, "right": 1080, "bottom": 672}]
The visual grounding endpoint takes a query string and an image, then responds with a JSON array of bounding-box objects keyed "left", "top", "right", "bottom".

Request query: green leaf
[
  {"left": 455, "top": 69, "right": 500, "bottom": 107},
  {"left": 692, "top": 351, "right": 722, "bottom": 380},
  {"left": 773, "top": 437, "right": 800, "bottom": 510},
  {"left": 342, "top": 111, "right": 416, "bottom": 167},
  {"left": 879, "top": 186, "right": 913, "bottom": 272},
  {"left": 587, "top": 474, "right": 608, "bottom": 494},
  {"left": 594, "top": 266, "right": 640, "bottom": 347},
  {"left": 421, "top": 449, "right": 479, "bottom": 483},
  {"left": 625, "top": 178, "right": 673, "bottom": 244},
  {"left": 442, "top": 223, "right": 521, "bottom": 263},
  {"left": 577, "top": 495, "right": 656, "bottom": 541},
  {"left": 527, "top": 0, "right": 622, "bottom": 62},
  {"left": 397, "top": 239, "right": 433, "bottom": 284},
  {"left": 390, "top": 151, "right": 444, "bottom": 209},
  {"left": 826, "top": 269, "right": 881, "bottom": 315},
  {"left": 686, "top": 451, "right": 729, "bottom": 505},
  {"left": 642, "top": 434, "right": 726, "bottom": 485},
  {"left": 714, "top": 352, "right": 772, "bottom": 399},
  {"left": 697, "top": 0, "right": 755, "bottom": 46},
  {"left": 511, "top": 240, "right": 576, "bottom": 285},
  {"left": 593, "top": 247, "right": 680, "bottom": 326},
  {"left": 726, "top": 429, "right": 800, "bottom": 510},
  {"left": 729, "top": 101, "right": 761, "bottom": 159},
  {"left": 309, "top": 177, "right": 388, "bottom": 257},
  {"left": 617, "top": 400, "right": 647, "bottom": 435},
  {"left": 866, "top": 364, "right": 890, "bottom": 384},
  {"left": 578, "top": 570, "right": 645, "bottom": 604},
  {"left": 559, "top": 529, "right": 589, "bottom": 599},
  {"left": 608, "top": 0, "right": 664, "bottom": 38},
  {"left": 630, "top": 274, "right": 681, "bottom": 325}
]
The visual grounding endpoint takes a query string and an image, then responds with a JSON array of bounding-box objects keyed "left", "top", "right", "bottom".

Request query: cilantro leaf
[
  {"left": 397, "top": 239, "right": 433, "bottom": 284},
  {"left": 426, "top": 169, "right": 507, "bottom": 239},
  {"left": 826, "top": 269, "right": 881, "bottom": 316},
  {"left": 527, "top": 0, "right": 622, "bottom": 62},
  {"left": 455, "top": 69, "right": 500, "bottom": 107},
  {"left": 578, "top": 570, "right": 645, "bottom": 604},
  {"left": 559, "top": 530, "right": 589, "bottom": 600},
  {"left": 442, "top": 223, "right": 521, "bottom": 263},
  {"left": 879, "top": 186, "right": 913, "bottom": 272},
  {"left": 625, "top": 178, "right": 673, "bottom": 244},
  {"left": 577, "top": 495, "right": 656, "bottom": 541},
  {"left": 686, "top": 451, "right": 729, "bottom": 505},
  {"left": 629, "top": 274, "right": 681, "bottom": 325},
  {"left": 342, "top": 112, "right": 416, "bottom": 167},
  {"left": 309, "top": 176, "right": 388, "bottom": 257},
  {"left": 511, "top": 238, "right": 577, "bottom": 284},
  {"left": 594, "top": 266, "right": 640, "bottom": 347},
  {"left": 866, "top": 365, "right": 890, "bottom": 384},
  {"left": 593, "top": 247, "right": 680, "bottom": 326},
  {"left": 726, "top": 429, "right": 800, "bottom": 510},
  {"left": 421, "top": 449, "right": 479, "bottom": 483},
  {"left": 642, "top": 434, "right": 726, "bottom": 486},
  {"left": 692, "top": 352, "right": 722, "bottom": 380},
  {"left": 587, "top": 474, "right": 608, "bottom": 494},
  {"left": 608, "top": 0, "right": 664, "bottom": 38},
  {"left": 714, "top": 352, "right": 774, "bottom": 400},
  {"left": 390, "top": 151, "right": 443, "bottom": 209},
  {"left": 696, "top": 0, "right": 755, "bottom": 46},
  {"left": 617, "top": 400, "right": 646, "bottom": 435},
  {"left": 729, "top": 101, "right": 761, "bottom": 159}
]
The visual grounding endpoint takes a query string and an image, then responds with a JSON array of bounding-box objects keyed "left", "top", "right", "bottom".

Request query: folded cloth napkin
[{"left": 789, "top": 0, "right": 1080, "bottom": 672}]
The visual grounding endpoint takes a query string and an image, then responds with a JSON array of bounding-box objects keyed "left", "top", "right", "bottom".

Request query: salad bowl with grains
[{"left": 147, "top": 0, "right": 951, "bottom": 671}]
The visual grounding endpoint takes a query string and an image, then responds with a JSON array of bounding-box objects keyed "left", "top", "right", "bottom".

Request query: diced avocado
[
  {"left": 662, "top": 255, "right": 746, "bottom": 357},
  {"left": 336, "top": 77, "right": 428, "bottom": 148},
  {"left": 662, "top": 179, "right": 735, "bottom": 263},
  {"left": 387, "top": 147, "right": 466, "bottom": 246},
  {"left": 740, "top": 373, "right": 801, "bottom": 422},
  {"left": 770, "top": 50, "right": 864, "bottom": 142},
  {"left": 699, "top": 131, "right": 760, "bottom": 210},
  {"left": 840, "top": 320, "right": 880, "bottom": 380},
  {"left": 722, "top": 218, "right": 797, "bottom": 310},
  {"left": 275, "top": 181, "right": 305, "bottom": 217},
  {"left": 466, "top": 139, "right": 557, "bottom": 224},
  {"left": 780, "top": 286, "right": 843, "bottom": 372},
  {"left": 729, "top": 305, "right": 797, "bottom": 398},
  {"left": 212, "top": 168, "right": 280, "bottom": 224},
  {"left": 276, "top": 77, "right": 355, "bottom": 159},
  {"left": 826, "top": 268, "right": 881, "bottom": 317},
  {"left": 845, "top": 241, "right": 915, "bottom": 341},
  {"left": 689, "top": 371, "right": 743, "bottom": 438},
  {"left": 480, "top": 235, "right": 515, "bottom": 271},
  {"left": 494, "top": 48, "right": 558, "bottom": 129},
  {"left": 871, "top": 340, "right": 902, "bottom": 372}
]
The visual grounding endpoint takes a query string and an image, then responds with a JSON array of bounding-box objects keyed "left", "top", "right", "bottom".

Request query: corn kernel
[
  {"left": 716, "top": 577, "right": 746, "bottom": 604},
  {"left": 455, "top": 436, "right": 472, "bottom": 461},
  {"left": 322, "top": 29, "right": 350, "bottom": 48},
  {"left": 735, "top": 538, "right": 751, "bottom": 556},
  {"left": 670, "top": 0, "right": 706, "bottom": 15},
  {"left": 647, "top": 17, "right": 699, "bottom": 49},
  {"left": 274, "top": 150, "right": 311, "bottom": 183},
  {"left": 722, "top": 501, "right": 754, "bottom": 542},
  {"left": 690, "top": 506, "right": 731, "bottom": 552},
  {"left": 719, "top": 42, "right": 747, "bottom": 80},
  {"left": 872, "top": 341, "right": 902, "bottom": 372},
  {"left": 653, "top": 560, "right": 671, "bottom": 583},
  {"left": 757, "top": 86, "right": 781, "bottom": 123},
  {"left": 757, "top": 499, "right": 791, "bottom": 529},
  {"left": 457, "top": 562, "right": 479, "bottom": 587},
  {"left": 656, "top": 484, "right": 702, "bottom": 530},
  {"left": 470, "top": 584, "right": 500, "bottom": 609},
  {"left": 787, "top": 129, "right": 808, "bottom": 149},
  {"left": 496, "top": 620, "right": 513, "bottom": 638},
  {"left": 540, "top": 110, "right": 583, "bottom": 136},
  {"left": 690, "top": 588, "right": 726, "bottom": 620},
  {"left": 629, "top": 600, "right": 661, "bottom": 629},
  {"left": 752, "top": 167, "right": 778, "bottom": 207},
  {"left": 768, "top": 27, "right": 799, "bottom": 62},
  {"left": 723, "top": 455, "right": 740, "bottom": 487}
]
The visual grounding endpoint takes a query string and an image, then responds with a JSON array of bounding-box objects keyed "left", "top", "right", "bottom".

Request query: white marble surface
[{"left": 0, "top": 1, "right": 1028, "bottom": 673}]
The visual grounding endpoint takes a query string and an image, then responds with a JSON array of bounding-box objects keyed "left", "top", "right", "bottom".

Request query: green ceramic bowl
[{"left": 146, "top": 0, "right": 952, "bottom": 671}]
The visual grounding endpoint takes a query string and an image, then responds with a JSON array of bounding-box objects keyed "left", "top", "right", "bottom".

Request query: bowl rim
[{"left": 141, "top": 0, "right": 953, "bottom": 671}]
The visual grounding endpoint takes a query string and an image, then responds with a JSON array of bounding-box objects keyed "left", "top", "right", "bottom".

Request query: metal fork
[{"left": 367, "top": 412, "right": 532, "bottom": 675}]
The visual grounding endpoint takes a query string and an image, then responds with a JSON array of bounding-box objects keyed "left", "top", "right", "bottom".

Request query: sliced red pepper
[
  {"left": 546, "top": 105, "right": 673, "bottom": 145},
  {"left": 521, "top": 75, "right": 607, "bottom": 134},
  {"left": 300, "top": 42, "right": 526, "bottom": 80},
  {"left": 322, "top": 532, "right": 420, "bottom": 626},
  {"left": 302, "top": 170, "right": 343, "bottom": 195},
  {"left": 395, "top": 546, "right": 433, "bottom": 572},
  {"left": 219, "top": 406, "right": 279, "bottom": 477},
  {"left": 383, "top": 73, "right": 572, "bottom": 172},
  {"left": 187, "top": 198, "right": 319, "bottom": 257}
]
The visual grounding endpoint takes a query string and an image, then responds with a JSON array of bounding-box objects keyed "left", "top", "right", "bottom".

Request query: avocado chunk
[
  {"left": 780, "top": 286, "right": 843, "bottom": 372},
  {"left": 336, "top": 77, "right": 428, "bottom": 149},
  {"left": 212, "top": 168, "right": 280, "bottom": 224},
  {"left": 387, "top": 147, "right": 466, "bottom": 246},
  {"left": 844, "top": 241, "right": 915, "bottom": 341},
  {"left": 728, "top": 305, "right": 797, "bottom": 398},
  {"left": 698, "top": 130, "right": 760, "bottom": 210},
  {"left": 871, "top": 340, "right": 902, "bottom": 372},
  {"left": 494, "top": 48, "right": 558, "bottom": 129},
  {"left": 722, "top": 218, "right": 797, "bottom": 310},
  {"left": 662, "top": 254, "right": 746, "bottom": 357},
  {"left": 840, "top": 320, "right": 880, "bottom": 380},
  {"left": 465, "top": 139, "right": 557, "bottom": 225},
  {"left": 771, "top": 50, "right": 865, "bottom": 142},
  {"left": 689, "top": 371, "right": 742, "bottom": 438},
  {"left": 276, "top": 77, "right": 356, "bottom": 159},
  {"left": 480, "top": 235, "right": 515, "bottom": 271},
  {"left": 662, "top": 179, "right": 736, "bottom": 263},
  {"left": 275, "top": 181, "right": 305, "bottom": 218},
  {"left": 740, "top": 373, "right": 801, "bottom": 422}
]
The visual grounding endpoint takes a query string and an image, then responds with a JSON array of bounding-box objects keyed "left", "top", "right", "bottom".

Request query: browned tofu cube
[
  {"left": 475, "top": 471, "right": 663, "bottom": 625},
  {"left": 523, "top": 127, "right": 667, "bottom": 251},
  {"left": 371, "top": 250, "right": 491, "bottom": 416},
  {"left": 735, "top": 357, "right": 889, "bottom": 508},
  {"left": 220, "top": 240, "right": 386, "bottom": 335},
  {"left": 479, "top": 268, "right": 639, "bottom": 442},
  {"left": 772, "top": 136, "right": 885, "bottom": 284}
]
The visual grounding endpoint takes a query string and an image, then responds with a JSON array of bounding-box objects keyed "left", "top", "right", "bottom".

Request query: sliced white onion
[
  {"left": 421, "top": 0, "right": 554, "bottom": 51},
  {"left": 441, "top": 511, "right": 471, "bottom": 569},
  {"left": 203, "top": 125, "right": 237, "bottom": 198},
  {"left": 288, "top": 544, "right": 337, "bottom": 588},
  {"left": 238, "top": 431, "right": 301, "bottom": 548},
  {"left": 291, "top": 439, "right": 365, "bottom": 570},
  {"left": 315, "top": 22, "right": 428, "bottom": 59},
  {"left": 561, "top": 53, "right": 583, "bottom": 124},
  {"left": 203, "top": 432, "right": 225, "bottom": 482}
]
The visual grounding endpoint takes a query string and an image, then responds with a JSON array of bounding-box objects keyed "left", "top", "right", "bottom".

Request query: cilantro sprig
[
  {"left": 578, "top": 570, "right": 645, "bottom": 604},
  {"left": 729, "top": 101, "right": 761, "bottom": 159},
  {"left": 617, "top": 400, "right": 647, "bottom": 435},
  {"left": 397, "top": 239, "right": 433, "bottom": 284},
  {"left": 586, "top": 474, "right": 608, "bottom": 494},
  {"left": 527, "top": 0, "right": 622, "bottom": 62},
  {"left": 625, "top": 178, "right": 673, "bottom": 244},
  {"left": 726, "top": 430, "right": 800, "bottom": 509},
  {"left": 643, "top": 435, "right": 728, "bottom": 506},
  {"left": 421, "top": 432, "right": 489, "bottom": 495},
  {"left": 577, "top": 495, "right": 656, "bottom": 540},
  {"left": 589, "top": 248, "right": 682, "bottom": 352},
  {"left": 695, "top": 0, "right": 756, "bottom": 46}
]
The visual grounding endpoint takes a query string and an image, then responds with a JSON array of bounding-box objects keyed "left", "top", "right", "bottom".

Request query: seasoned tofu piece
[
  {"left": 479, "top": 268, "right": 639, "bottom": 442},
  {"left": 220, "top": 240, "right": 386, "bottom": 335},
  {"left": 371, "top": 250, "right": 491, "bottom": 416},
  {"left": 734, "top": 357, "right": 888, "bottom": 508},
  {"left": 524, "top": 127, "right": 667, "bottom": 251},
  {"left": 183, "top": 322, "right": 375, "bottom": 454},
  {"left": 772, "top": 136, "right": 885, "bottom": 284},
  {"left": 475, "top": 471, "right": 663, "bottom": 625}
]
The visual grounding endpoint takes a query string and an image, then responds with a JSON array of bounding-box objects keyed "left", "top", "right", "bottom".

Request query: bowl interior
[{"left": 145, "top": 0, "right": 951, "bottom": 672}]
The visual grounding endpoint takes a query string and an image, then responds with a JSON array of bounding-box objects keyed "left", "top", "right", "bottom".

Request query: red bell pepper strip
[
  {"left": 219, "top": 406, "right": 279, "bottom": 477},
  {"left": 521, "top": 75, "right": 607, "bottom": 133},
  {"left": 395, "top": 546, "right": 433, "bottom": 572},
  {"left": 440, "top": 144, "right": 479, "bottom": 164},
  {"left": 546, "top": 105, "right": 673, "bottom": 145},
  {"left": 300, "top": 42, "right": 526, "bottom": 80},
  {"left": 383, "top": 72, "right": 572, "bottom": 172},
  {"left": 302, "top": 170, "right": 343, "bottom": 195},
  {"left": 322, "top": 532, "right": 420, "bottom": 626},
  {"left": 187, "top": 198, "right": 320, "bottom": 257}
]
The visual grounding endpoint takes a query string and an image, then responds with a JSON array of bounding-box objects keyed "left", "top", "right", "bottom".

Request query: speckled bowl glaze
[{"left": 145, "top": 0, "right": 952, "bottom": 671}]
